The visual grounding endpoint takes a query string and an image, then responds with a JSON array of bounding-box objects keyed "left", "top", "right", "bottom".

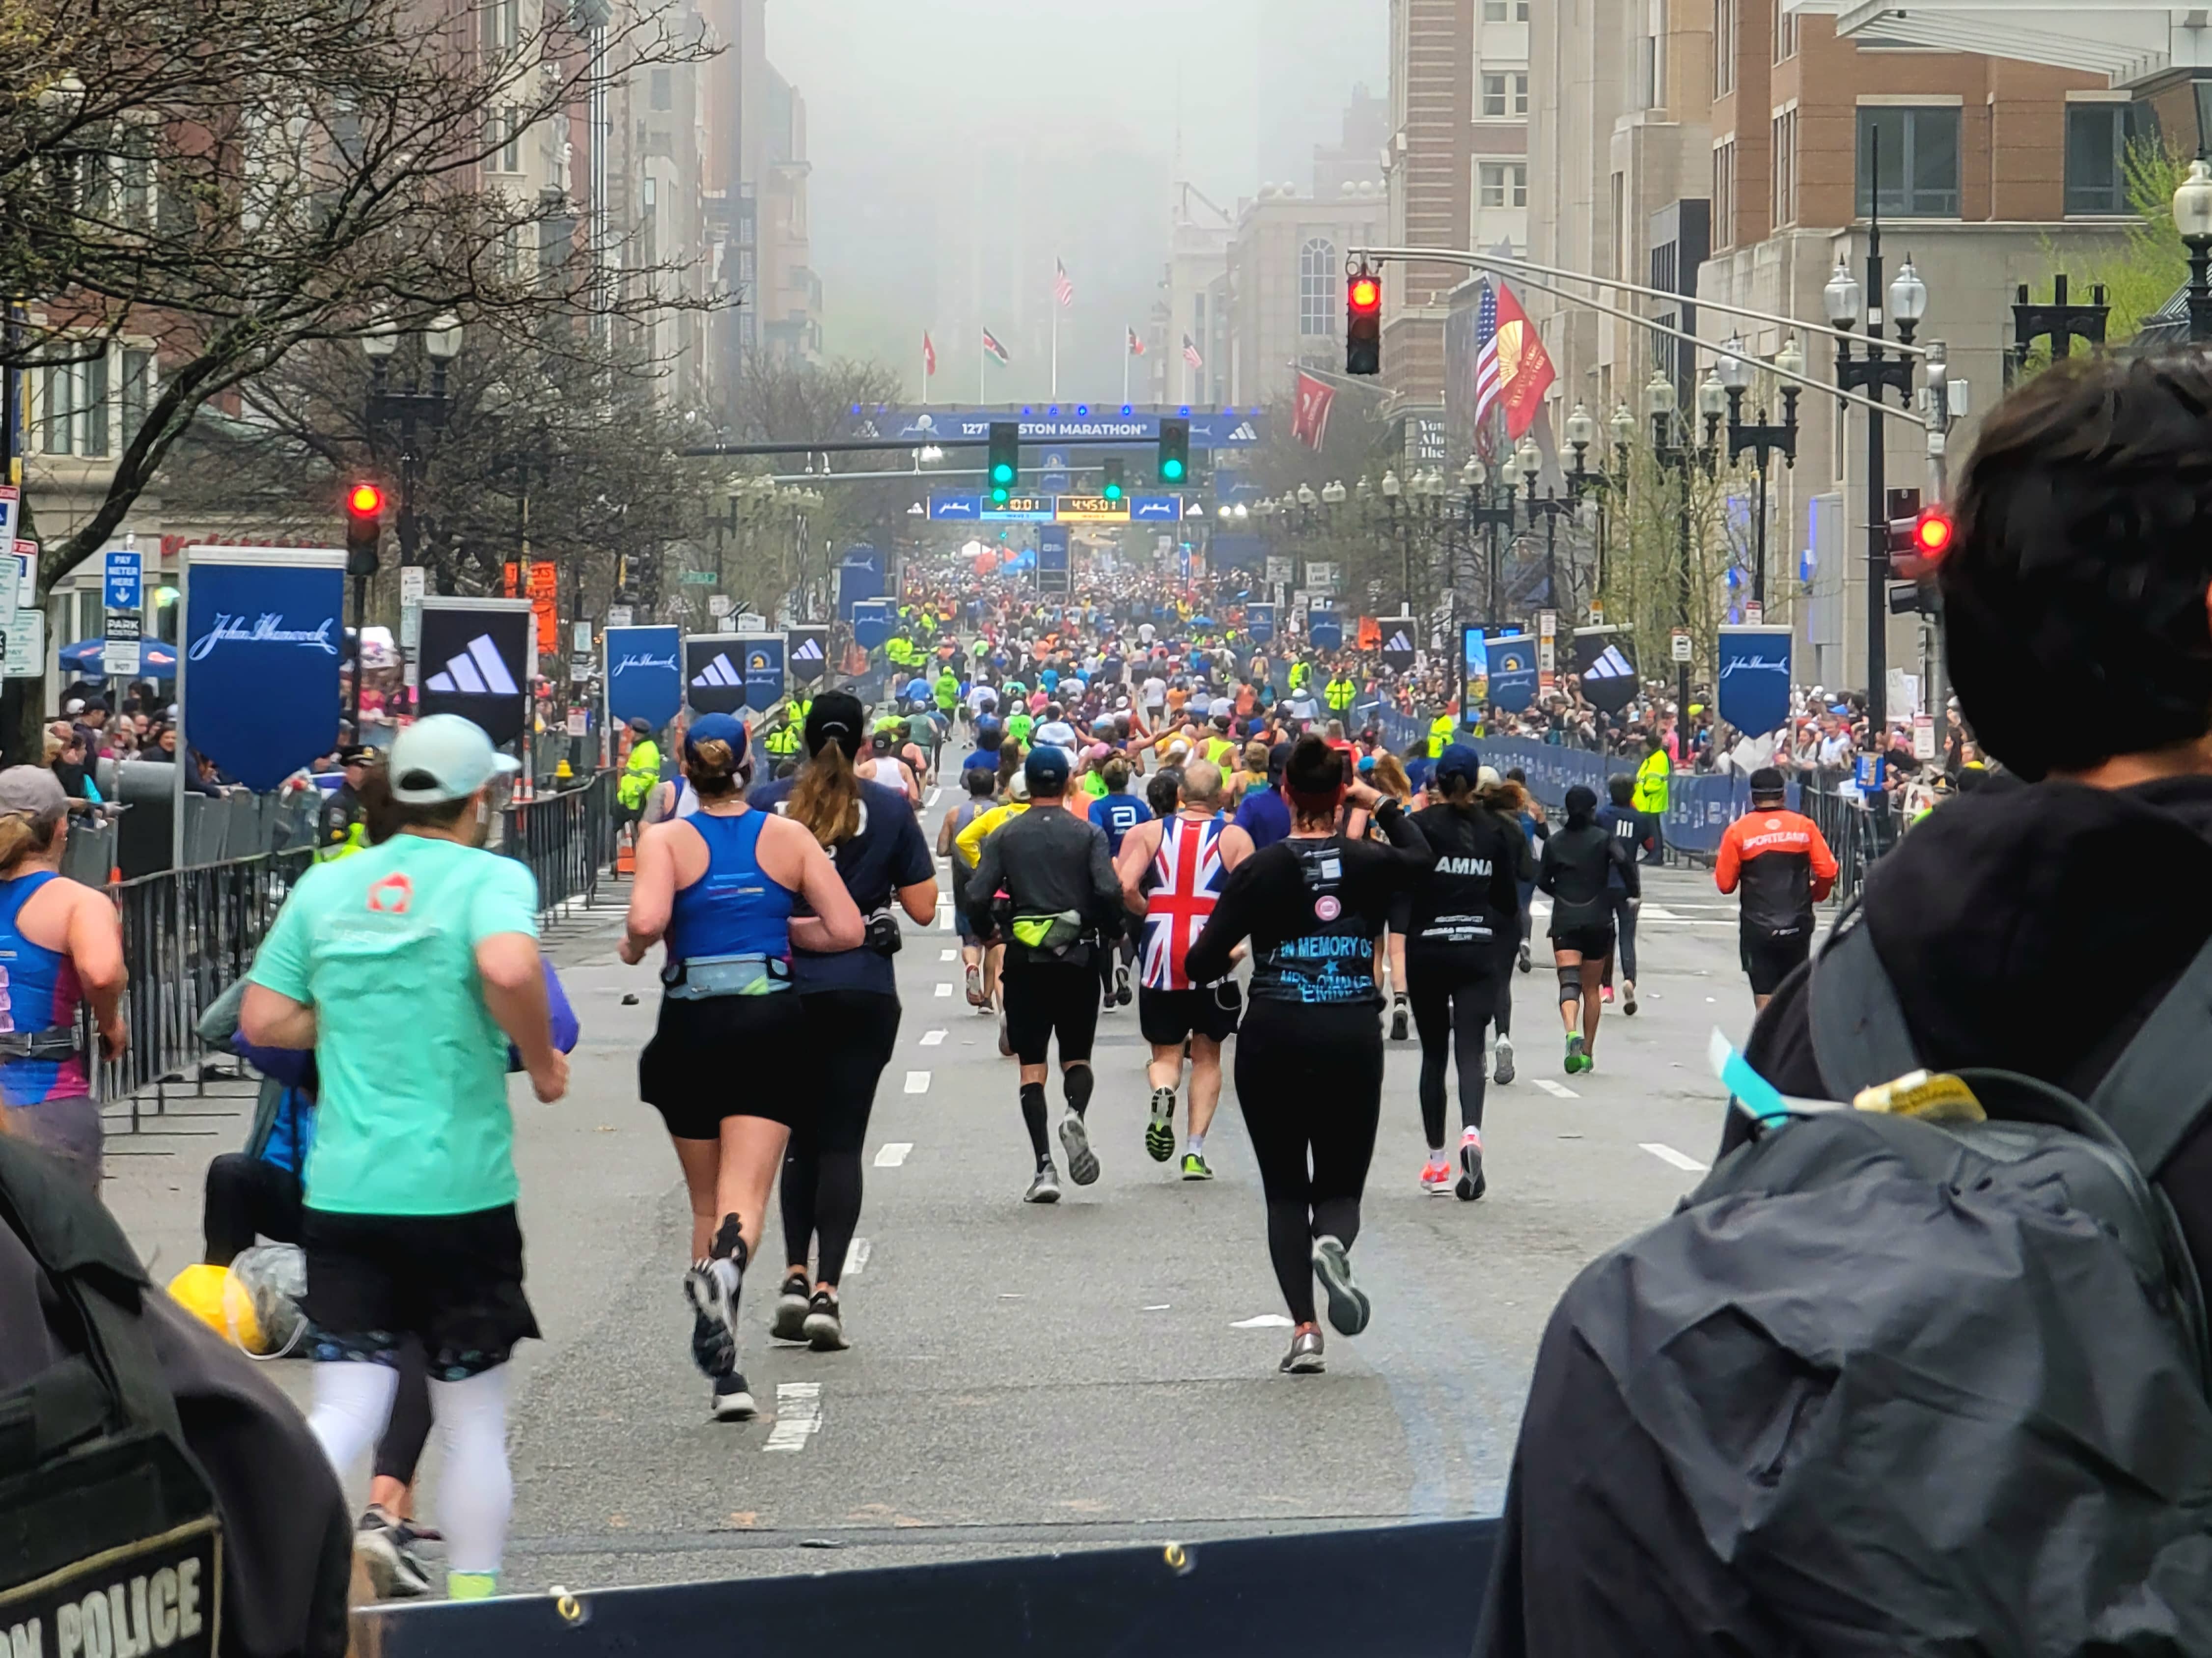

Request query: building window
[
  {"left": 2065, "top": 104, "right": 2130, "bottom": 215},
  {"left": 39, "top": 359, "right": 72, "bottom": 456},
  {"left": 1298, "top": 237, "right": 1338, "bottom": 337},
  {"left": 1713, "top": 138, "right": 1737, "bottom": 249},
  {"left": 1479, "top": 163, "right": 1529, "bottom": 208},
  {"left": 121, "top": 348, "right": 153, "bottom": 447},
  {"left": 80, "top": 350, "right": 109, "bottom": 458},
  {"left": 1481, "top": 0, "right": 1529, "bottom": 17},
  {"left": 1770, "top": 109, "right": 1797, "bottom": 226},
  {"left": 1772, "top": 0, "right": 1798, "bottom": 61},
  {"left": 498, "top": 106, "right": 521, "bottom": 173},
  {"left": 1856, "top": 106, "right": 1961, "bottom": 218},
  {"left": 1714, "top": 0, "right": 1735, "bottom": 95},
  {"left": 483, "top": 0, "right": 519, "bottom": 53},
  {"left": 1481, "top": 72, "right": 1529, "bottom": 118},
  {"left": 650, "top": 67, "right": 673, "bottom": 111}
]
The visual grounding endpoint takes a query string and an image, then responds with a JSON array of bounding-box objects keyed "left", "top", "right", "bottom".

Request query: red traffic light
[
  {"left": 1912, "top": 508, "right": 1954, "bottom": 559},
  {"left": 1348, "top": 276, "right": 1381, "bottom": 313},
  {"left": 347, "top": 482, "right": 384, "bottom": 517}
]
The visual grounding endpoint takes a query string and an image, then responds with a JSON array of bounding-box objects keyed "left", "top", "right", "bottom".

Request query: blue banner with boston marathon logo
[
  {"left": 604, "top": 625, "right": 682, "bottom": 730},
  {"left": 1715, "top": 625, "right": 1792, "bottom": 736},
  {"left": 183, "top": 547, "right": 345, "bottom": 792},
  {"left": 1246, "top": 602, "right": 1275, "bottom": 646},
  {"left": 1308, "top": 608, "right": 1343, "bottom": 651},
  {"left": 1485, "top": 634, "right": 1538, "bottom": 714},
  {"left": 739, "top": 633, "right": 786, "bottom": 708}
]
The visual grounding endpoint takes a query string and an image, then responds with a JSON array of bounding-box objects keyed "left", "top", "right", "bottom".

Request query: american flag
[
  {"left": 1127, "top": 325, "right": 1145, "bottom": 357},
  {"left": 1053, "top": 258, "right": 1074, "bottom": 308},
  {"left": 1182, "top": 333, "right": 1203, "bottom": 370},
  {"left": 1472, "top": 282, "right": 1502, "bottom": 428}
]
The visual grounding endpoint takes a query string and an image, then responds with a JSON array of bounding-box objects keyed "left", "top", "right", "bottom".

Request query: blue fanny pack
[{"left": 663, "top": 952, "right": 793, "bottom": 999}]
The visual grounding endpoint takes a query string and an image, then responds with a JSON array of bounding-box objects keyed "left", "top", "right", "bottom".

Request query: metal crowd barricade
[{"left": 500, "top": 770, "right": 614, "bottom": 922}]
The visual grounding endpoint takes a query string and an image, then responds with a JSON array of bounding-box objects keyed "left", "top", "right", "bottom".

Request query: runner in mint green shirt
[{"left": 243, "top": 714, "right": 566, "bottom": 1603}]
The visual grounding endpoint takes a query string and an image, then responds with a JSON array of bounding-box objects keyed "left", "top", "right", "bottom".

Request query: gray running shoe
[
  {"left": 354, "top": 1507, "right": 432, "bottom": 1599},
  {"left": 1024, "top": 1162, "right": 1062, "bottom": 1204},
  {"left": 1493, "top": 1033, "right": 1516, "bottom": 1086},
  {"left": 683, "top": 1256, "right": 744, "bottom": 1379},
  {"left": 1311, "top": 1236, "right": 1371, "bottom": 1337},
  {"left": 1279, "top": 1329, "right": 1325, "bottom": 1375},
  {"left": 804, "top": 1290, "right": 849, "bottom": 1351},
  {"left": 770, "top": 1272, "right": 810, "bottom": 1342},
  {"left": 1059, "top": 1113, "right": 1100, "bottom": 1185}
]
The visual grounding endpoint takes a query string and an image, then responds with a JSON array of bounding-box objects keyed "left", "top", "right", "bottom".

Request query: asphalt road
[{"left": 104, "top": 794, "right": 1774, "bottom": 1595}]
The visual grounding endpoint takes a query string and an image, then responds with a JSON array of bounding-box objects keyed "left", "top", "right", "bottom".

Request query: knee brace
[
  {"left": 1063, "top": 1062, "right": 1094, "bottom": 1116},
  {"left": 1557, "top": 964, "right": 1584, "bottom": 1004}
]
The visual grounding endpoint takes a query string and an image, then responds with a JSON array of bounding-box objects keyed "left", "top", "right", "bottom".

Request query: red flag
[
  {"left": 923, "top": 332, "right": 936, "bottom": 377},
  {"left": 1291, "top": 371, "right": 1336, "bottom": 451},
  {"left": 1491, "top": 282, "right": 1558, "bottom": 441},
  {"left": 1127, "top": 326, "right": 1145, "bottom": 357}
]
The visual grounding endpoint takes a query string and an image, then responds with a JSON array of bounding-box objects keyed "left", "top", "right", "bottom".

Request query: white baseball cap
[{"left": 387, "top": 714, "right": 521, "bottom": 804}]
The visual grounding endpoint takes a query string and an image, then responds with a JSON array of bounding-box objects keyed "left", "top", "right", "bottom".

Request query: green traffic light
[
  {"left": 992, "top": 462, "right": 1014, "bottom": 484},
  {"left": 1103, "top": 484, "right": 1122, "bottom": 501},
  {"left": 1162, "top": 459, "right": 1185, "bottom": 481},
  {"left": 992, "top": 486, "right": 1010, "bottom": 505}
]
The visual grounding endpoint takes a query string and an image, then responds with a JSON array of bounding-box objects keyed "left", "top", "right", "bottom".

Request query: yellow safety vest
[
  {"left": 1633, "top": 749, "right": 1672, "bottom": 815},
  {"left": 1325, "top": 677, "right": 1356, "bottom": 712},
  {"left": 1429, "top": 714, "right": 1455, "bottom": 758},
  {"left": 618, "top": 738, "right": 662, "bottom": 810}
]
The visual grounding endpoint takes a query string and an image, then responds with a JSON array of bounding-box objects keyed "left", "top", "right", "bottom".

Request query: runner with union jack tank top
[{"left": 1112, "top": 758, "right": 1252, "bottom": 1179}]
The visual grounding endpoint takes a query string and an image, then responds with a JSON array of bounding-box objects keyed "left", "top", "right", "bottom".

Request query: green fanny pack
[
  {"left": 1010, "top": 911, "right": 1086, "bottom": 953},
  {"left": 664, "top": 952, "right": 793, "bottom": 999}
]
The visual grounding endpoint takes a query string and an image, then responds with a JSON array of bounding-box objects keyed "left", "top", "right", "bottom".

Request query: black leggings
[
  {"left": 202, "top": 1152, "right": 430, "bottom": 1485},
  {"left": 1235, "top": 1002, "right": 1384, "bottom": 1326},
  {"left": 783, "top": 990, "right": 902, "bottom": 1289},
  {"left": 1408, "top": 949, "right": 1509, "bottom": 1145},
  {"left": 1600, "top": 891, "right": 1639, "bottom": 987}
]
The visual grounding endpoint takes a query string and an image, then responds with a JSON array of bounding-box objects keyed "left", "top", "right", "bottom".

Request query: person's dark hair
[
  {"left": 1145, "top": 769, "right": 1181, "bottom": 818},
  {"left": 966, "top": 765, "right": 998, "bottom": 797},
  {"left": 1644, "top": 732, "right": 1664, "bottom": 755},
  {"left": 1749, "top": 765, "right": 1787, "bottom": 799},
  {"left": 1564, "top": 783, "right": 1599, "bottom": 828},
  {"left": 1285, "top": 734, "right": 1346, "bottom": 823},
  {"left": 355, "top": 765, "right": 404, "bottom": 845},
  {"left": 1944, "top": 352, "right": 2212, "bottom": 780},
  {"left": 684, "top": 736, "right": 744, "bottom": 800},
  {"left": 1506, "top": 766, "right": 1527, "bottom": 783},
  {"left": 1607, "top": 774, "right": 1634, "bottom": 807}
]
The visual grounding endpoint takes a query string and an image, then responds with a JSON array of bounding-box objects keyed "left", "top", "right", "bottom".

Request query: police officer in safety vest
[
  {"left": 316, "top": 745, "right": 375, "bottom": 862},
  {"left": 1324, "top": 671, "right": 1358, "bottom": 719},
  {"left": 617, "top": 718, "right": 662, "bottom": 822}
]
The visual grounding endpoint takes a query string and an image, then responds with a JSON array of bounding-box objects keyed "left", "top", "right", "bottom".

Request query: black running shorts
[
  {"left": 1001, "top": 961, "right": 1100, "bottom": 1067},
  {"left": 1137, "top": 983, "right": 1242, "bottom": 1047},
  {"left": 1742, "top": 926, "right": 1811, "bottom": 996},
  {"left": 1548, "top": 922, "right": 1615, "bottom": 960},
  {"left": 640, "top": 990, "right": 808, "bottom": 1135},
  {"left": 301, "top": 1204, "right": 537, "bottom": 1377}
]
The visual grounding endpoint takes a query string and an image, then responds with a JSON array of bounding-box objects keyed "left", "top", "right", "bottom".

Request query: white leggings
[{"left": 308, "top": 1362, "right": 514, "bottom": 1576}]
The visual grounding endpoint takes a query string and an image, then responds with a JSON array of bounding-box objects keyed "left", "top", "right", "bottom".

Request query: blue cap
[
  {"left": 1023, "top": 745, "right": 1071, "bottom": 795},
  {"left": 685, "top": 712, "right": 749, "bottom": 764},
  {"left": 1435, "top": 743, "right": 1482, "bottom": 785}
]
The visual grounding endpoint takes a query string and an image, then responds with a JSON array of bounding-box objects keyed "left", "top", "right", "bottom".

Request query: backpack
[{"left": 1476, "top": 908, "right": 2212, "bottom": 1658}]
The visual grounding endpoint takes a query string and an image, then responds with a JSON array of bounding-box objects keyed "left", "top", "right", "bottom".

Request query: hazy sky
[{"left": 772, "top": 0, "right": 1388, "bottom": 399}]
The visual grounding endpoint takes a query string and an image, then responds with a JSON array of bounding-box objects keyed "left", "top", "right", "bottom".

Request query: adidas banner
[
  {"left": 1308, "top": 607, "right": 1343, "bottom": 652},
  {"left": 1715, "top": 625, "right": 1792, "bottom": 736},
  {"left": 1245, "top": 602, "right": 1275, "bottom": 646},
  {"left": 1572, "top": 626, "right": 1640, "bottom": 716},
  {"left": 181, "top": 546, "right": 346, "bottom": 791},
  {"left": 1380, "top": 616, "right": 1417, "bottom": 676},
  {"left": 789, "top": 625, "right": 829, "bottom": 687},
  {"left": 1485, "top": 634, "right": 1539, "bottom": 714},
  {"left": 738, "top": 632, "right": 786, "bottom": 708},
  {"left": 685, "top": 633, "right": 750, "bottom": 715},
  {"left": 604, "top": 625, "right": 682, "bottom": 730},
  {"left": 417, "top": 598, "right": 531, "bottom": 746}
]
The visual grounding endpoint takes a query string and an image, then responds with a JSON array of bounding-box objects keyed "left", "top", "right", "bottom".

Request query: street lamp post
[
  {"left": 1826, "top": 240, "right": 1924, "bottom": 738},
  {"left": 1646, "top": 367, "right": 1724, "bottom": 723},
  {"left": 1514, "top": 433, "right": 1576, "bottom": 621},
  {"left": 1717, "top": 332, "right": 1803, "bottom": 608},
  {"left": 2175, "top": 157, "right": 2212, "bottom": 344}
]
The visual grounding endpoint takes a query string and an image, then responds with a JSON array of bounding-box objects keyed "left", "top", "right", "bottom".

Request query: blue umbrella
[{"left": 58, "top": 639, "right": 179, "bottom": 678}]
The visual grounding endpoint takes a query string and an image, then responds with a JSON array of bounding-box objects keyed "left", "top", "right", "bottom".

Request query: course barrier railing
[{"left": 500, "top": 770, "right": 615, "bottom": 922}]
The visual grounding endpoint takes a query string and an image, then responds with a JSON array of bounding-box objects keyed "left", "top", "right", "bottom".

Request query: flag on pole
[
  {"left": 922, "top": 332, "right": 936, "bottom": 377},
  {"left": 1127, "top": 326, "right": 1145, "bottom": 357},
  {"left": 1472, "top": 283, "right": 1503, "bottom": 430},
  {"left": 1053, "top": 259, "right": 1075, "bottom": 308},
  {"left": 1291, "top": 370, "right": 1337, "bottom": 451},
  {"left": 1182, "top": 333, "right": 1203, "bottom": 370},
  {"left": 982, "top": 328, "right": 1011, "bottom": 364},
  {"left": 1491, "top": 281, "right": 1557, "bottom": 441}
]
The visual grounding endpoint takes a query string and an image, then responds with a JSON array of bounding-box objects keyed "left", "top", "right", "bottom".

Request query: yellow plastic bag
[{"left": 166, "top": 1263, "right": 268, "bottom": 1354}]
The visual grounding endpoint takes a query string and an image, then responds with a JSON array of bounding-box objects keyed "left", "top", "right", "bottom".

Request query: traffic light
[
  {"left": 1158, "top": 418, "right": 1189, "bottom": 485},
  {"left": 1885, "top": 489, "right": 1953, "bottom": 614},
  {"left": 1101, "top": 458, "right": 1125, "bottom": 503},
  {"left": 987, "top": 421, "right": 1018, "bottom": 506},
  {"left": 344, "top": 481, "right": 384, "bottom": 578},
  {"left": 1347, "top": 267, "right": 1382, "bottom": 376}
]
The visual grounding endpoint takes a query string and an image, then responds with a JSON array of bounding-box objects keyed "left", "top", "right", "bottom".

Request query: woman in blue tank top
[{"left": 620, "top": 714, "right": 861, "bottom": 1422}]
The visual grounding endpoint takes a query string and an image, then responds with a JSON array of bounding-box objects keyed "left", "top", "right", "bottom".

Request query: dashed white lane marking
[
  {"left": 763, "top": 1382, "right": 823, "bottom": 1452},
  {"left": 1638, "top": 904, "right": 1681, "bottom": 920},
  {"left": 874, "top": 1142, "right": 913, "bottom": 1167},
  {"left": 903, "top": 1070, "right": 931, "bottom": 1094},
  {"left": 940, "top": 947, "right": 957, "bottom": 961},
  {"left": 919, "top": 1029, "right": 946, "bottom": 1047},
  {"left": 927, "top": 787, "right": 941, "bottom": 806},
  {"left": 935, "top": 983, "right": 953, "bottom": 997},
  {"left": 1533, "top": 1078, "right": 1579, "bottom": 1099},
  {"left": 939, "top": 905, "right": 954, "bottom": 931},
  {"left": 843, "top": 1238, "right": 871, "bottom": 1277},
  {"left": 1641, "top": 1142, "right": 1710, "bottom": 1173},
  {"left": 1231, "top": 1313, "right": 1295, "bottom": 1329}
]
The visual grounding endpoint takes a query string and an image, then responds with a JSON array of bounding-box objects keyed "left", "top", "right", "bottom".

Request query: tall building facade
[{"left": 1225, "top": 183, "right": 1388, "bottom": 406}]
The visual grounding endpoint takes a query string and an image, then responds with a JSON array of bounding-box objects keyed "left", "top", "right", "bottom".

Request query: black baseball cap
[
  {"left": 804, "top": 690, "right": 868, "bottom": 759},
  {"left": 1024, "top": 745, "right": 1071, "bottom": 795}
]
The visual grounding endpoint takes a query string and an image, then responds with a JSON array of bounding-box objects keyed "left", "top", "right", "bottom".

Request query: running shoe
[
  {"left": 1456, "top": 1129, "right": 1488, "bottom": 1202},
  {"left": 1622, "top": 981, "right": 1638, "bottom": 1017},
  {"left": 1023, "top": 1161, "right": 1062, "bottom": 1204},
  {"left": 713, "top": 1372, "right": 757, "bottom": 1421},
  {"left": 1419, "top": 1156, "right": 1452, "bottom": 1194},
  {"left": 1145, "top": 1086, "right": 1176, "bottom": 1162},
  {"left": 1493, "top": 1034, "right": 1516, "bottom": 1085},
  {"left": 1180, "top": 1150, "right": 1214, "bottom": 1181},
  {"left": 1280, "top": 1328, "right": 1326, "bottom": 1375},
  {"left": 1311, "top": 1236, "right": 1371, "bottom": 1336},
  {"left": 1114, "top": 964, "right": 1133, "bottom": 1006},
  {"left": 804, "top": 1290, "right": 849, "bottom": 1352},
  {"left": 683, "top": 1255, "right": 744, "bottom": 1379},
  {"left": 1388, "top": 994, "right": 1411, "bottom": 1042},
  {"left": 996, "top": 1011, "right": 1014, "bottom": 1056},
  {"left": 1600, "top": 985, "right": 1614, "bottom": 1005},
  {"left": 770, "top": 1271, "right": 810, "bottom": 1343},
  {"left": 1060, "top": 1112, "right": 1100, "bottom": 1185},
  {"left": 965, "top": 964, "right": 984, "bottom": 1006},
  {"left": 1517, "top": 942, "right": 1531, "bottom": 974},
  {"left": 1564, "top": 1035, "right": 1590, "bottom": 1075},
  {"left": 354, "top": 1507, "right": 432, "bottom": 1600}
]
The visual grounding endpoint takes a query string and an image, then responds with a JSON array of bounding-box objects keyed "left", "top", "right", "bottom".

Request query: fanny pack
[
  {"left": 662, "top": 952, "right": 793, "bottom": 1000},
  {"left": 0, "top": 1028, "right": 82, "bottom": 1061},
  {"left": 1010, "top": 911, "right": 1086, "bottom": 954}
]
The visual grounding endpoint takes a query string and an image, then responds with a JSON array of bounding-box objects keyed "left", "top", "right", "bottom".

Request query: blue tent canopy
[{"left": 58, "top": 639, "right": 179, "bottom": 679}]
